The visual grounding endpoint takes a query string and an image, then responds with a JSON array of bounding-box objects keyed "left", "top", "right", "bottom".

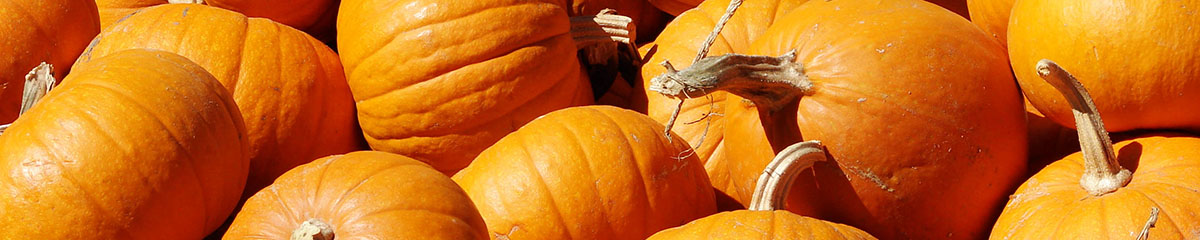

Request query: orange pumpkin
[
  {"left": 224, "top": 151, "right": 487, "bottom": 239},
  {"left": 992, "top": 60, "right": 1200, "bottom": 239},
  {"left": 0, "top": 0, "right": 99, "bottom": 123},
  {"left": 77, "top": 4, "right": 361, "bottom": 198},
  {"left": 647, "top": 0, "right": 1026, "bottom": 238},
  {"left": 95, "top": 0, "right": 337, "bottom": 36},
  {"left": 338, "top": 0, "right": 594, "bottom": 174},
  {"left": 648, "top": 0, "right": 968, "bottom": 18},
  {"left": 965, "top": 0, "right": 1014, "bottom": 46},
  {"left": 648, "top": 141, "right": 877, "bottom": 239},
  {"left": 1009, "top": 0, "right": 1200, "bottom": 133},
  {"left": 452, "top": 106, "right": 716, "bottom": 240},
  {"left": 0, "top": 49, "right": 248, "bottom": 238}
]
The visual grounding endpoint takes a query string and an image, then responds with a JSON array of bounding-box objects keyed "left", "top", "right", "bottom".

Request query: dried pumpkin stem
[
  {"left": 1034, "top": 59, "right": 1131, "bottom": 196},
  {"left": 748, "top": 140, "right": 826, "bottom": 211},
  {"left": 570, "top": 9, "right": 636, "bottom": 65},
  {"left": 1136, "top": 207, "right": 1160, "bottom": 240},
  {"left": 0, "top": 63, "right": 57, "bottom": 135},
  {"left": 650, "top": 50, "right": 811, "bottom": 111},
  {"left": 291, "top": 218, "right": 335, "bottom": 240},
  {"left": 662, "top": 0, "right": 744, "bottom": 140}
]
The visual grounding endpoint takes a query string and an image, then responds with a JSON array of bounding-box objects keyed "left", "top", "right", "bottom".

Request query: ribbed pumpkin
[
  {"left": 1009, "top": 0, "right": 1200, "bottom": 133},
  {"left": 338, "top": 0, "right": 593, "bottom": 174},
  {"left": 77, "top": 4, "right": 360, "bottom": 198},
  {"left": 94, "top": 0, "right": 337, "bottom": 35},
  {"left": 965, "top": 0, "right": 1014, "bottom": 46},
  {"left": 647, "top": 0, "right": 1026, "bottom": 238},
  {"left": 641, "top": 0, "right": 808, "bottom": 211},
  {"left": 647, "top": 0, "right": 967, "bottom": 17},
  {"left": 992, "top": 60, "right": 1200, "bottom": 239},
  {"left": 224, "top": 151, "right": 487, "bottom": 240},
  {"left": 0, "top": 49, "right": 248, "bottom": 239},
  {"left": 0, "top": 0, "right": 99, "bottom": 123},
  {"left": 647, "top": 141, "right": 877, "bottom": 240},
  {"left": 452, "top": 106, "right": 716, "bottom": 240}
]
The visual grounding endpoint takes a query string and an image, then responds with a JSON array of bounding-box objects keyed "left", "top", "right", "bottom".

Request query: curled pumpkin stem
[
  {"left": 0, "top": 63, "right": 57, "bottom": 135},
  {"left": 1136, "top": 207, "right": 1160, "bottom": 240},
  {"left": 748, "top": 140, "right": 826, "bottom": 211},
  {"left": 661, "top": 0, "right": 745, "bottom": 140},
  {"left": 291, "top": 218, "right": 335, "bottom": 240},
  {"left": 1035, "top": 59, "right": 1131, "bottom": 196}
]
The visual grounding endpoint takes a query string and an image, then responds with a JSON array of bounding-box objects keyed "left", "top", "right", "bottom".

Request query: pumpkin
[
  {"left": 0, "top": 49, "right": 248, "bottom": 238},
  {"left": 648, "top": 0, "right": 968, "bottom": 18},
  {"left": 965, "top": 0, "right": 1013, "bottom": 46},
  {"left": 1009, "top": 0, "right": 1200, "bottom": 133},
  {"left": 641, "top": 0, "right": 809, "bottom": 211},
  {"left": 452, "top": 105, "right": 716, "bottom": 240},
  {"left": 77, "top": 4, "right": 361, "bottom": 198},
  {"left": 224, "top": 151, "right": 487, "bottom": 240},
  {"left": 0, "top": 0, "right": 99, "bottom": 123},
  {"left": 94, "top": 0, "right": 337, "bottom": 36},
  {"left": 992, "top": 60, "right": 1200, "bottom": 239},
  {"left": 647, "top": 141, "right": 877, "bottom": 239},
  {"left": 1025, "top": 99, "right": 1081, "bottom": 173},
  {"left": 646, "top": 0, "right": 1026, "bottom": 238},
  {"left": 338, "top": 0, "right": 594, "bottom": 174}
]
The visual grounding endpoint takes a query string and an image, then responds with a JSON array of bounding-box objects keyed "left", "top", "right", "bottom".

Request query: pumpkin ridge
[
  {"left": 322, "top": 159, "right": 408, "bottom": 217},
  {"left": 514, "top": 134, "right": 578, "bottom": 239},
  {"left": 596, "top": 108, "right": 663, "bottom": 237},
  {"left": 553, "top": 113, "right": 621, "bottom": 238},
  {"left": 267, "top": 185, "right": 305, "bottom": 227},
  {"left": 3, "top": 1, "right": 52, "bottom": 43},
  {"left": 74, "top": 82, "right": 217, "bottom": 230},
  {"left": 1134, "top": 187, "right": 1190, "bottom": 236},
  {"left": 25, "top": 136, "right": 125, "bottom": 228}
]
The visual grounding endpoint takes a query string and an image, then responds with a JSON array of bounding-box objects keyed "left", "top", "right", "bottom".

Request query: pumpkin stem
[
  {"left": 650, "top": 50, "right": 812, "bottom": 112},
  {"left": 1136, "top": 207, "right": 1160, "bottom": 240},
  {"left": 1034, "top": 59, "right": 1131, "bottom": 196},
  {"left": 167, "top": 0, "right": 204, "bottom": 4},
  {"left": 748, "top": 140, "right": 826, "bottom": 211},
  {"left": 0, "top": 63, "right": 57, "bottom": 135},
  {"left": 291, "top": 218, "right": 335, "bottom": 240},
  {"left": 662, "top": 0, "right": 744, "bottom": 141},
  {"left": 570, "top": 9, "right": 642, "bottom": 100}
]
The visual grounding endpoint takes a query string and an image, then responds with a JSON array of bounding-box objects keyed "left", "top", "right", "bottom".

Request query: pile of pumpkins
[{"left": 1, "top": 0, "right": 1198, "bottom": 239}]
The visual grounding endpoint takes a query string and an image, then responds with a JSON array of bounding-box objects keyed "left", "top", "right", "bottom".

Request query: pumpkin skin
[
  {"left": 994, "top": 135, "right": 1200, "bottom": 239},
  {"left": 1009, "top": 0, "right": 1200, "bottom": 133},
  {"left": 94, "top": 0, "right": 337, "bottom": 35},
  {"left": 648, "top": 0, "right": 967, "bottom": 18},
  {"left": 0, "top": 0, "right": 99, "bottom": 123},
  {"left": 452, "top": 106, "right": 716, "bottom": 240},
  {"left": 649, "top": 211, "right": 876, "bottom": 239},
  {"left": 224, "top": 151, "right": 488, "bottom": 239},
  {"left": 0, "top": 49, "right": 248, "bottom": 239},
  {"left": 77, "top": 4, "right": 360, "bottom": 198},
  {"left": 641, "top": 0, "right": 809, "bottom": 210},
  {"left": 965, "top": 0, "right": 1014, "bottom": 46},
  {"left": 648, "top": 0, "right": 1026, "bottom": 238},
  {"left": 339, "top": 0, "right": 593, "bottom": 174}
]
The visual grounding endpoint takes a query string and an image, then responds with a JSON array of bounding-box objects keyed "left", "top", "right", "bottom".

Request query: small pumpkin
[
  {"left": 224, "top": 151, "right": 488, "bottom": 240},
  {"left": 0, "top": 0, "right": 99, "bottom": 123},
  {"left": 992, "top": 60, "right": 1200, "bottom": 239},
  {"left": 0, "top": 49, "right": 248, "bottom": 238},
  {"left": 452, "top": 105, "right": 716, "bottom": 240},
  {"left": 1008, "top": 0, "right": 1200, "bottom": 133},
  {"left": 647, "top": 141, "right": 877, "bottom": 239},
  {"left": 338, "top": 0, "right": 595, "bottom": 173},
  {"left": 77, "top": 4, "right": 361, "bottom": 198},
  {"left": 95, "top": 0, "right": 337, "bottom": 36},
  {"left": 647, "top": 0, "right": 1026, "bottom": 238}
]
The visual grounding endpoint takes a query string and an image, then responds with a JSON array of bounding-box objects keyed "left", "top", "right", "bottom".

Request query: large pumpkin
[
  {"left": 992, "top": 60, "right": 1200, "bottom": 239},
  {"left": 0, "top": 49, "right": 248, "bottom": 238},
  {"left": 77, "top": 4, "right": 360, "bottom": 198},
  {"left": 338, "top": 0, "right": 594, "bottom": 174},
  {"left": 647, "top": 141, "right": 877, "bottom": 239},
  {"left": 647, "top": 0, "right": 1026, "bottom": 238},
  {"left": 0, "top": 0, "right": 99, "bottom": 123},
  {"left": 452, "top": 105, "right": 716, "bottom": 239},
  {"left": 1009, "top": 0, "right": 1200, "bottom": 133},
  {"left": 647, "top": 0, "right": 967, "bottom": 17},
  {"left": 224, "top": 151, "right": 488, "bottom": 240},
  {"left": 94, "top": 0, "right": 337, "bottom": 35}
]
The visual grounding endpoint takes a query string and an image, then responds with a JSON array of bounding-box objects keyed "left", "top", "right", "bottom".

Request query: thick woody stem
[
  {"left": 1035, "top": 59, "right": 1130, "bottom": 196},
  {"left": 571, "top": 9, "right": 636, "bottom": 64},
  {"left": 662, "top": 0, "right": 744, "bottom": 140},
  {"left": 291, "top": 218, "right": 335, "bottom": 240},
  {"left": 650, "top": 51, "right": 811, "bottom": 111},
  {"left": 0, "top": 63, "right": 57, "bottom": 135},
  {"left": 749, "top": 140, "right": 826, "bottom": 211}
]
